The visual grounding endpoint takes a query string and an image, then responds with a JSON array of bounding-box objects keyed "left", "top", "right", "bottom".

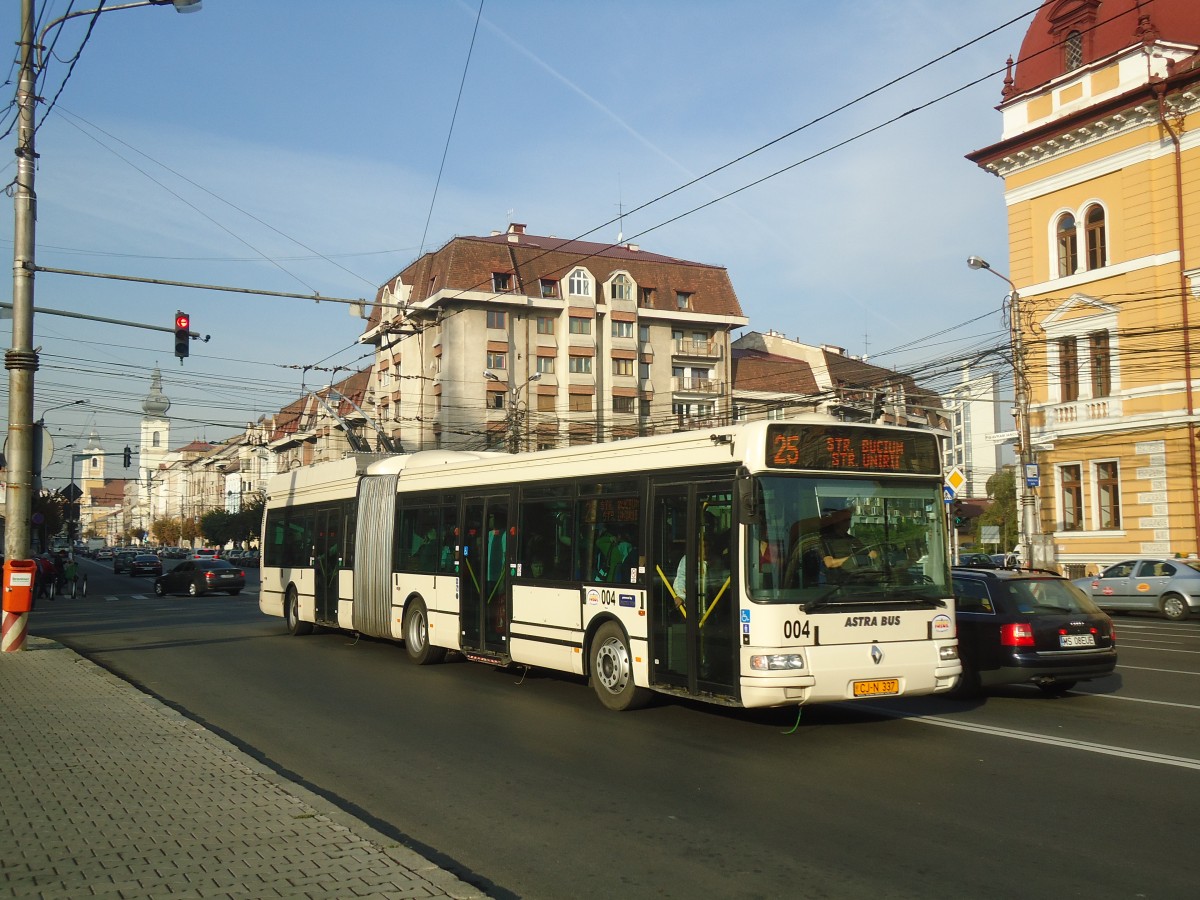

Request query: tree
[
  {"left": 181, "top": 518, "right": 200, "bottom": 546},
  {"left": 200, "top": 509, "right": 236, "bottom": 548},
  {"left": 234, "top": 492, "right": 264, "bottom": 546},
  {"left": 981, "top": 466, "right": 1018, "bottom": 551},
  {"left": 32, "top": 490, "right": 66, "bottom": 551},
  {"left": 152, "top": 517, "right": 182, "bottom": 545}
]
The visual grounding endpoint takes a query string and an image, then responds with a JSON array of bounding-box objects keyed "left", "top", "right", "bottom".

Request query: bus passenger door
[
  {"left": 649, "top": 481, "right": 736, "bottom": 699},
  {"left": 461, "top": 495, "right": 511, "bottom": 656},
  {"left": 313, "top": 506, "right": 341, "bottom": 626}
]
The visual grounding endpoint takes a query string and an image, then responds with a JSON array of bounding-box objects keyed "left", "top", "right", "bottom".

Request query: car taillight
[
  {"left": 204, "top": 571, "right": 216, "bottom": 580},
  {"left": 237, "top": 569, "right": 244, "bottom": 578},
  {"left": 1000, "top": 622, "right": 1035, "bottom": 646}
]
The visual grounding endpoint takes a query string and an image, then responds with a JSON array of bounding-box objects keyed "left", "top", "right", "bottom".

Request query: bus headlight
[
  {"left": 939, "top": 646, "right": 959, "bottom": 661},
  {"left": 750, "top": 654, "right": 806, "bottom": 671}
]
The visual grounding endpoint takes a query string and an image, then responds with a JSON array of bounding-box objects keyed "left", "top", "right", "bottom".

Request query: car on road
[
  {"left": 95, "top": 548, "right": 113, "bottom": 560},
  {"left": 950, "top": 567, "right": 1117, "bottom": 696},
  {"left": 191, "top": 548, "right": 219, "bottom": 560},
  {"left": 1073, "top": 558, "right": 1200, "bottom": 621},
  {"left": 129, "top": 554, "right": 163, "bottom": 577},
  {"left": 956, "top": 552, "right": 998, "bottom": 568},
  {"left": 154, "top": 559, "right": 246, "bottom": 597},
  {"left": 112, "top": 551, "right": 137, "bottom": 574}
]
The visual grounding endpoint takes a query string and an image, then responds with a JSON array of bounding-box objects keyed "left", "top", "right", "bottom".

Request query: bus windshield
[{"left": 746, "top": 475, "right": 950, "bottom": 606}]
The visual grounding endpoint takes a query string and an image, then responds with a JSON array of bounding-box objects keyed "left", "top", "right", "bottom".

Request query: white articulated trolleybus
[{"left": 259, "top": 415, "right": 960, "bottom": 711}]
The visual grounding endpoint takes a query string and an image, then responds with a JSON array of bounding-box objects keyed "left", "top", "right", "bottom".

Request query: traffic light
[
  {"left": 123, "top": 446, "right": 132, "bottom": 468},
  {"left": 174, "top": 311, "right": 190, "bottom": 359},
  {"left": 953, "top": 501, "right": 965, "bottom": 527}
]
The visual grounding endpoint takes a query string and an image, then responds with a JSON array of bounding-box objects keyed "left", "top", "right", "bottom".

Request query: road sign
[
  {"left": 60, "top": 482, "right": 83, "bottom": 503},
  {"left": 943, "top": 485, "right": 955, "bottom": 504},
  {"left": 1024, "top": 463, "right": 1039, "bottom": 488},
  {"left": 945, "top": 467, "right": 966, "bottom": 495}
]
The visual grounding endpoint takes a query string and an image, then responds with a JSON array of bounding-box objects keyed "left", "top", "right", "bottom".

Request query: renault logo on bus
[{"left": 871, "top": 645, "right": 883, "bottom": 665}]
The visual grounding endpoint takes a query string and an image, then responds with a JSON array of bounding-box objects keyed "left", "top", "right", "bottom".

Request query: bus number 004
[{"left": 784, "top": 620, "right": 811, "bottom": 640}]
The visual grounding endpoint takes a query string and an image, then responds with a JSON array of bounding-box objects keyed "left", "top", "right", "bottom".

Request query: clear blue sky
[{"left": 4, "top": 0, "right": 1036, "bottom": 485}]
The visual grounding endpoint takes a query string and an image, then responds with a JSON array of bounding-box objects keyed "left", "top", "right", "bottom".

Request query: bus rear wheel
[
  {"left": 404, "top": 598, "right": 445, "bottom": 665},
  {"left": 590, "top": 621, "right": 650, "bottom": 711},
  {"left": 286, "top": 588, "right": 313, "bottom": 636}
]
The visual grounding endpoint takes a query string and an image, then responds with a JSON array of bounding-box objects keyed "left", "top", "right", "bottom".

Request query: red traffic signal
[{"left": 174, "top": 311, "right": 190, "bottom": 359}]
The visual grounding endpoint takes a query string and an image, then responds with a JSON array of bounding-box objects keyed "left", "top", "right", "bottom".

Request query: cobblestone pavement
[{"left": 0, "top": 636, "right": 486, "bottom": 899}]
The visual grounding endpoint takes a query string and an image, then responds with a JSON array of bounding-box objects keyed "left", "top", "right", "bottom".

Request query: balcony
[
  {"left": 672, "top": 377, "right": 724, "bottom": 394},
  {"left": 673, "top": 338, "right": 722, "bottom": 359},
  {"left": 1047, "top": 397, "right": 1122, "bottom": 427}
]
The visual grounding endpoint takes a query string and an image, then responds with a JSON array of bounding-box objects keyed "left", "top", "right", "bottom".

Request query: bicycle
[{"left": 68, "top": 573, "right": 87, "bottom": 599}]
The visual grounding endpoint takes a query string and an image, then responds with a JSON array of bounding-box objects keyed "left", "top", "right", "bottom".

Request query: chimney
[
  {"left": 507, "top": 223, "right": 526, "bottom": 235},
  {"left": 627, "top": 243, "right": 640, "bottom": 252}
]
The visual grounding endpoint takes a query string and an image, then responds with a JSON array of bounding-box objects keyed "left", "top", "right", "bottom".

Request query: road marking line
[
  {"left": 1118, "top": 664, "right": 1200, "bottom": 676},
  {"left": 1114, "top": 644, "right": 1200, "bottom": 655},
  {"left": 866, "top": 707, "right": 1200, "bottom": 770},
  {"left": 1072, "top": 691, "right": 1200, "bottom": 711}
]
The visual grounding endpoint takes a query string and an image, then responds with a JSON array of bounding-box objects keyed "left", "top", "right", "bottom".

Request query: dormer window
[
  {"left": 568, "top": 268, "right": 591, "bottom": 297},
  {"left": 540, "top": 278, "right": 559, "bottom": 299},
  {"left": 492, "top": 272, "right": 512, "bottom": 293},
  {"left": 609, "top": 274, "right": 632, "bottom": 302},
  {"left": 676, "top": 291, "right": 693, "bottom": 311}
]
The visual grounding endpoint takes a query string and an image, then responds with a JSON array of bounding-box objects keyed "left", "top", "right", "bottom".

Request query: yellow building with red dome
[{"left": 969, "top": 1, "right": 1200, "bottom": 575}]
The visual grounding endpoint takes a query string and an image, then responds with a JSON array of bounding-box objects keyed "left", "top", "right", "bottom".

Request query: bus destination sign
[{"left": 765, "top": 424, "right": 941, "bottom": 475}]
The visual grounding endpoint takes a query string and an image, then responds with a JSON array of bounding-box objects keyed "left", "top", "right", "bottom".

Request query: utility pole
[{"left": 968, "top": 256, "right": 1035, "bottom": 568}]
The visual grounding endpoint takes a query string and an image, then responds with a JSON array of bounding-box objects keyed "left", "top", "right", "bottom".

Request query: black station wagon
[{"left": 951, "top": 568, "right": 1117, "bottom": 696}]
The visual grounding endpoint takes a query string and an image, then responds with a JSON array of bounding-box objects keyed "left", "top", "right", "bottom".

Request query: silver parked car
[{"left": 1072, "top": 558, "right": 1200, "bottom": 621}]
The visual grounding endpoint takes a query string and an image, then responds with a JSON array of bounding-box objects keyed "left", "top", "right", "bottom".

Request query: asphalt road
[{"left": 24, "top": 556, "right": 1200, "bottom": 899}]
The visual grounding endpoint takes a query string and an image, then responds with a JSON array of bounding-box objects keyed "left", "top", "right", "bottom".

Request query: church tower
[{"left": 137, "top": 367, "right": 172, "bottom": 535}]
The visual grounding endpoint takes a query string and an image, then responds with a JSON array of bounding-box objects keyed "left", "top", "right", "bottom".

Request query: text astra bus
[{"left": 260, "top": 415, "right": 960, "bottom": 711}]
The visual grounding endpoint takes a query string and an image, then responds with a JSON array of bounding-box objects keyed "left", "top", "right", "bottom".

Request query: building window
[
  {"left": 640, "top": 398, "right": 652, "bottom": 419},
  {"left": 612, "top": 358, "right": 633, "bottom": 376},
  {"left": 1085, "top": 205, "right": 1106, "bottom": 269},
  {"left": 1057, "top": 213, "right": 1078, "bottom": 277},
  {"left": 1060, "top": 464, "right": 1083, "bottom": 531},
  {"left": 536, "top": 356, "right": 555, "bottom": 374},
  {"left": 492, "top": 272, "right": 512, "bottom": 293},
  {"left": 1096, "top": 461, "right": 1120, "bottom": 530},
  {"left": 568, "top": 356, "right": 592, "bottom": 374},
  {"left": 1065, "top": 30, "right": 1083, "bottom": 71},
  {"left": 639, "top": 361, "right": 651, "bottom": 380},
  {"left": 568, "top": 317, "right": 592, "bottom": 335},
  {"left": 638, "top": 324, "right": 650, "bottom": 343},
  {"left": 536, "top": 315, "right": 554, "bottom": 334},
  {"left": 639, "top": 287, "right": 655, "bottom": 307},
  {"left": 613, "top": 395, "right": 635, "bottom": 413},
  {"left": 1090, "top": 330, "right": 1111, "bottom": 397},
  {"left": 569, "top": 393, "right": 593, "bottom": 412},
  {"left": 540, "top": 279, "right": 559, "bottom": 299},
  {"left": 486, "top": 310, "right": 506, "bottom": 329},
  {"left": 1058, "top": 336, "right": 1078, "bottom": 402},
  {"left": 488, "top": 392, "right": 505, "bottom": 410},
  {"left": 676, "top": 291, "right": 692, "bottom": 310},
  {"left": 569, "top": 268, "right": 590, "bottom": 296},
  {"left": 537, "top": 394, "right": 556, "bottom": 412},
  {"left": 487, "top": 350, "right": 507, "bottom": 370},
  {"left": 612, "top": 320, "right": 634, "bottom": 338},
  {"left": 610, "top": 274, "right": 632, "bottom": 302}
]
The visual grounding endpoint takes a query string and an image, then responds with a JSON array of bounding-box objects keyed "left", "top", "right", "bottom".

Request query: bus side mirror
[{"left": 735, "top": 472, "right": 762, "bottom": 526}]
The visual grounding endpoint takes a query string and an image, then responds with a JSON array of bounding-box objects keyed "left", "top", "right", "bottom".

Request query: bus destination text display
[{"left": 766, "top": 424, "right": 940, "bottom": 475}]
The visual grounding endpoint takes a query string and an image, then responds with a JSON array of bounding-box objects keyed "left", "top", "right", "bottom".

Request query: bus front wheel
[
  {"left": 404, "top": 598, "right": 446, "bottom": 665},
  {"left": 286, "top": 588, "right": 313, "bottom": 636},
  {"left": 590, "top": 621, "right": 650, "bottom": 711}
]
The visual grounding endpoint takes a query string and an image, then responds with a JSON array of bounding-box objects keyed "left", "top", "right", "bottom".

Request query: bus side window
[{"left": 519, "top": 497, "right": 572, "bottom": 580}]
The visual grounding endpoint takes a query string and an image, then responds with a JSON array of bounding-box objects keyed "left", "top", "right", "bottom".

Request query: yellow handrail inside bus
[
  {"left": 655, "top": 565, "right": 686, "bottom": 619},
  {"left": 698, "top": 577, "right": 730, "bottom": 630},
  {"left": 463, "top": 557, "right": 480, "bottom": 594}
]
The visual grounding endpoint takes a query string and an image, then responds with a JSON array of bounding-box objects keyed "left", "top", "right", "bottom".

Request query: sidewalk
[{"left": 0, "top": 636, "right": 485, "bottom": 899}]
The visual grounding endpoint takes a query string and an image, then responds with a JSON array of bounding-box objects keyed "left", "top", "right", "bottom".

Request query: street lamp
[
  {"left": 484, "top": 371, "right": 542, "bottom": 453},
  {"left": 968, "top": 255, "right": 1035, "bottom": 568},
  {"left": 36, "top": 398, "right": 88, "bottom": 425},
  {"left": 5, "top": 0, "right": 201, "bottom": 587}
]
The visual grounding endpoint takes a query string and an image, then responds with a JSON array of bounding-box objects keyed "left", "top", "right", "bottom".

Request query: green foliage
[{"left": 981, "top": 466, "right": 1018, "bottom": 550}]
